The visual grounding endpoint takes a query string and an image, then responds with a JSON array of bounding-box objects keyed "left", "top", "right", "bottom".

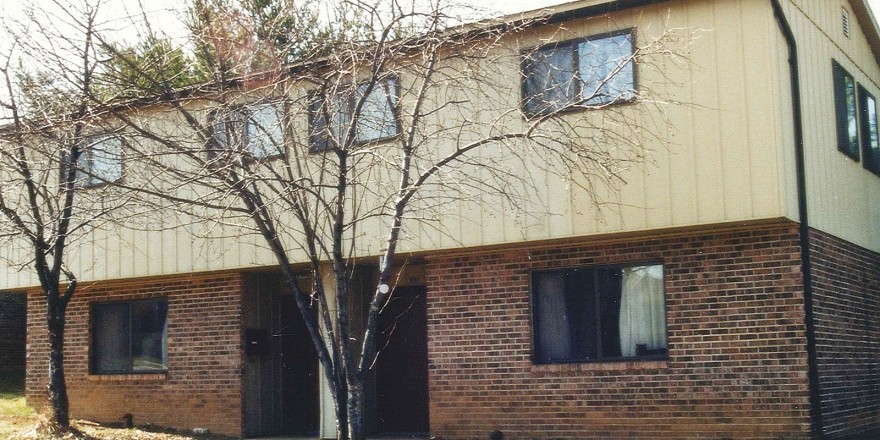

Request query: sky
[
  {"left": 2, "top": 0, "right": 880, "bottom": 62},
  {"left": 3, "top": 0, "right": 880, "bottom": 47},
  {"left": 0, "top": 0, "right": 572, "bottom": 53}
]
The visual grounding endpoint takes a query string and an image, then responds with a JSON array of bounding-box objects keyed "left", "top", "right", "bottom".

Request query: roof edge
[{"left": 850, "top": 0, "right": 880, "bottom": 66}]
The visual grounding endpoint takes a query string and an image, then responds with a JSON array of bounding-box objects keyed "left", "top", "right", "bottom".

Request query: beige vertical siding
[
  {"left": 392, "top": 0, "right": 793, "bottom": 254},
  {"left": 780, "top": 0, "right": 880, "bottom": 252},
  {"left": 8, "top": 0, "right": 875, "bottom": 288}
]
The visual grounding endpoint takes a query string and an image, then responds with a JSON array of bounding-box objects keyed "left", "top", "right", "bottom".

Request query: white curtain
[
  {"left": 618, "top": 265, "right": 666, "bottom": 357},
  {"left": 536, "top": 275, "right": 573, "bottom": 360}
]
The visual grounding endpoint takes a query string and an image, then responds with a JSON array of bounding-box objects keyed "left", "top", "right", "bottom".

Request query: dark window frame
[
  {"left": 833, "top": 60, "right": 860, "bottom": 161},
  {"left": 530, "top": 261, "right": 668, "bottom": 365},
  {"left": 858, "top": 84, "right": 880, "bottom": 175},
  {"left": 208, "top": 100, "right": 287, "bottom": 161},
  {"left": 308, "top": 76, "right": 402, "bottom": 152},
  {"left": 520, "top": 28, "right": 638, "bottom": 117},
  {"left": 90, "top": 298, "right": 169, "bottom": 375}
]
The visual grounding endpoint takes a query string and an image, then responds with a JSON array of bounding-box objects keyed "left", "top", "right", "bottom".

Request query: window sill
[
  {"left": 77, "top": 178, "right": 123, "bottom": 190},
  {"left": 839, "top": 148, "right": 861, "bottom": 162},
  {"left": 530, "top": 359, "right": 668, "bottom": 374},
  {"left": 308, "top": 132, "right": 401, "bottom": 154},
  {"left": 87, "top": 373, "right": 167, "bottom": 381},
  {"left": 522, "top": 96, "right": 638, "bottom": 120}
]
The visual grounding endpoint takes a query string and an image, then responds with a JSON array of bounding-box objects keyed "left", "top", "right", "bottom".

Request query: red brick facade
[
  {"left": 0, "top": 292, "right": 26, "bottom": 375},
  {"left": 19, "top": 222, "right": 880, "bottom": 439},
  {"left": 810, "top": 229, "right": 880, "bottom": 438},
  {"left": 26, "top": 273, "right": 245, "bottom": 437},
  {"left": 425, "top": 223, "right": 813, "bottom": 439}
]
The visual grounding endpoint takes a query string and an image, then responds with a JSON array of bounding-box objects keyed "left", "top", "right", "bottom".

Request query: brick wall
[
  {"left": 425, "top": 223, "right": 813, "bottom": 439},
  {"left": 26, "top": 273, "right": 245, "bottom": 437},
  {"left": 810, "top": 229, "right": 880, "bottom": 438},
  {"left": 0, "top": 292, "right": 26, "bottom": 375}
]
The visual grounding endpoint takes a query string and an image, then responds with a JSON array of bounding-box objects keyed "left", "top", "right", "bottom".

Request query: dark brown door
[
  {"left": 376, "top": 286, "right": 429, "bottom": 434},
  {"left": 280, "top": 294, "right": 320, "bottom": 435}
]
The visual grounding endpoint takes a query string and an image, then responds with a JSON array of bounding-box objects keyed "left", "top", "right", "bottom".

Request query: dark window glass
[
  {"left": 859, "top": 85, "right": 880, "bottom": 175},
  {"left": 523, "top": 44, "right": 579, "bottom": 115},
  {"left": 77, "top": 136, "right": 123, "bottom": 187},
  {"left": 210, "top": 102, "right": 284, "bottom": 159},
  {"left": 522, "top": 30, "right": 635, "bottom": 116},
  {"left": 92, "top": 299, "right": 168, "bottom": 374},
  {"left": 245, "top": 103, "right": 285, "bottom": 158},
  {"left": 355, "top": 80, "right": 399, "bottom": 143},
  {"left": 579, "top": 33, "right": 636, "bottom": 105},
  {"left": 309, "top": 78, "right": 399, "bottom": 151},
  {"left": 92, "top": 303, "right": 130, "bottom": 374},
  {"left": 309, "top": 92, "right": 350, "bottom": 152},
  {"left": 833, "top": 61, "right": 860, "bottom": 160},
  {"left": 532, "top": 264, "right": 666, "bottom": 363}
]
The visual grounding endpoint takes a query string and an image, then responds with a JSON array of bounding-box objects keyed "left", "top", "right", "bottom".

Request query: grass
[{"left": 0, "top": 371, "right": 37, "bottom": 438}]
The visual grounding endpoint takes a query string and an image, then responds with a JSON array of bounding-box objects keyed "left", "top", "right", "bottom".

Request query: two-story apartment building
[{"left": 2, "top": 0, "right": 879, "bottom": 438}]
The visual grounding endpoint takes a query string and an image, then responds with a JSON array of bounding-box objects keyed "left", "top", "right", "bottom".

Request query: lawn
[
  {"left": 0, "top": 371, "right": 35, "bottom": 439},
  {"left": 0, "top": 373, "right": 231, "bottom": 440}
]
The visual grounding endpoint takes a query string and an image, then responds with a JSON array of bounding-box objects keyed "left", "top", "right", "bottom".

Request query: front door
[
  {"left": 280, "top": 294, "right": 320, "bottom": 435},
  {"left": 243, "top": 274, "right": 320, "bottom": 437},
  {"left": 375, "top": 285, "right": 429, "bottom": 434}
]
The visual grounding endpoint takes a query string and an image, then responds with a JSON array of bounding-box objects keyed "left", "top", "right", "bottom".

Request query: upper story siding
[
  {"left": 2, "top": 0, "right": 877, "bottom": 289},
  {"left": 777, "top": 0, "right": 880, "bottom": 254}
]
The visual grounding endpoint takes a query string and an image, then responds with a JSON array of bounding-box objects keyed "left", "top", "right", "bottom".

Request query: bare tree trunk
[
  {"left": 334, "top": 381, "right": 349, "bottom": 440},
  {"left": 346, "top": 381, "right": 365, "bottom": 440},
  {"left": 46, "top": 294, "right": 70, "bottom": 428}
]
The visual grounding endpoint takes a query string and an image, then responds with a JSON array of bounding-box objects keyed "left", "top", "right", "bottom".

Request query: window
[
  {"left": 833, "top": 61, "right": 860, "bottom": 160},
  {"left": 77, "top": 135, "right": 123, "bottom": 187},
  {"left": 531, "top": 263, "right": 667, "bottom": 363},
  {"left": 522, "top": 30, "right": 635, "bottom": 116},
  {"left": 211, "top": 102, "right": 284, "bottom": 159},
  {"left": 859, "top": 85, "right": 880, "bottom": 175},
  {"left": 309, "top": 77, "right": 399, "bottom": 151},
  {"left": 91, "top": 299, "right": 168, "bottom": 374}
]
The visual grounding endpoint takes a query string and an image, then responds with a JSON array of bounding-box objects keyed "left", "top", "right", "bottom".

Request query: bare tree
[
  {"left": 0, "top": 0, "right": 136, "bottom": 430},
  {"left": 2, "top": 0, "right": 687, "bottom": 438}
]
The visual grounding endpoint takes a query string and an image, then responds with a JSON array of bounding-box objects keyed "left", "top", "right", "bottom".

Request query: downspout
[{"left": 770, "top": 0, "right": 823, "bottom": 436}]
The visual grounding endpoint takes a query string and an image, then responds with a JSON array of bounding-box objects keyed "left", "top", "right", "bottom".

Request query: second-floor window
[
  {"left": 210, "top": 102, "right": 285, "bottom": 159},
  {"left": 858, "top": 85, "right": 880, "bottom": 175},
  {"left": 833, "top": 61, "right": 860, "bottom": 160},
  {"left": 832, "top": 60, "right": 880, "bottom": 176},
  {"left": 309, "top": 78, "right": 400, "bottom": 151},
  {"left": 522, "top": 30, "right": 635, "bottom": 116},
  {"left": 77, "top": 135, "right": 123, "bottom": 187}
]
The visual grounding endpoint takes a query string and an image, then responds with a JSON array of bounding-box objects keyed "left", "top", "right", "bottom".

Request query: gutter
[{"left": 770, "top": 0, "right": 824, "bottom": 436}]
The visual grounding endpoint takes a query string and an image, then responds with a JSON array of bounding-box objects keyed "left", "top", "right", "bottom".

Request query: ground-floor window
[
  {"left": 531, "top": 263, "right": 667, "bottom": 363},
  {"left": 91, "top": 299, "right": 168, "bottom": 374}
]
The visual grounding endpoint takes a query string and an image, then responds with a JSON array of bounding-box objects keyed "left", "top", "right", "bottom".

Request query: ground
[
  {"left": 0, "top": 372, "right": 35, "bottom": 438},
  {"left": 0, "top": 373, "right": 232, "bottom": 440}
]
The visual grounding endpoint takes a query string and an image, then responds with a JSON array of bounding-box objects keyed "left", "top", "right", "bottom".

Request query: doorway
[
  {"left": 375, "top": 285, "right": 429, "bottom": 435},
  {"left": 279, "top": 294, "right": 320, "bottom": 435},
  {"left": 243, "top": 274, "right": 319, "bottom": 437}
]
